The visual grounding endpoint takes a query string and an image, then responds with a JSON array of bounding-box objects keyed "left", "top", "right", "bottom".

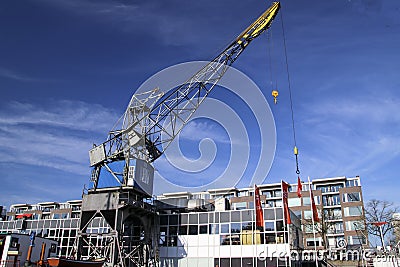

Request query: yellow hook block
[{"left": 271, "top": 90, "right": 279, "bottom": 104}]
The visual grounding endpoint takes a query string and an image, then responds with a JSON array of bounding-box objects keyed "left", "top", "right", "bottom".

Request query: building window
[
  {"left": 179, "top": 225, "right": 187, "bottom": 235},
  {"left": 323, "top": 194, "right": 340, "bottom": 206},
  {"left": 306, "top": 238, "right": 322, "bottom": 247},
  {"left": 303, "top": 197, "right": 310, "bottom": 206},
  {"left": 327, "top": 222, "right": 344, "bottom": 234},
  {"left": 159, "top": 227, "right": 167, "bottom": 246},
  {"left": 347, "top": 235, "right": 366, "bottom": 245},
  {"left": 316, "top": 184, "right": 343, "bottom": 193},
  {"left": 345, "top": 220, "right": 365, "bottom": 231},
  {"left": 344, "top": 206, "right": 363, "bottom": 217},
  {"left": 343, "top": 192, "right": 361, "bottom": 202},
  {"left": 237, "top": 191, "right": 248, "bottom": 197},
  {"left": 346, "top": 179, "right": 359, "bottom": 187},
  {"left": 233, "top": 202, "right": 247, "bottom": 210},
  {"left": 288, "top": 198, "right": 301, "bottom": 207},
  {"left": 220, "top": 223, "right": 229, "bottom": 234},
  {"left": 209, "top": 224, "right": 219, "bottom": 234},
  {"left": 231, "top": 223, "right": 241, "bottom": 233},
  {"left": 199, "top": 225, "right": 208, "bottom": 234},
  {"left": 304, "top": 224, "right": 314, "bottom": 233},
  {"left": 304, "top": 210, "right": 312, "bottom": 220},
  {"left": 265, "top": 201, "right": 275, "bottom": 208},
  {"left": 188, "top": 225, "right": 198, "bottom": 235},
  {"left": 242, "top": 222, "right": 252, "bottom": 231},
  {"left": 324, "top": 208, "right": 342, "bottom": 220},
  {"left": 265, "top": 221, "right": 275, "bottom": 231},
  {"left": 262, "top": 191, "right": 272, "bottom": 198},
  {"left": 302, "top": 184, "right": 309, "bottom": 192}
]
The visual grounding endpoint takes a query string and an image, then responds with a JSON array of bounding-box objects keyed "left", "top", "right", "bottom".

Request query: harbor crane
[
  {"left": 88, "top": 2, "right": 281, "bottom": 192},
  {"left": 80, "top": 3, "right": 281, "bottom": 267}
]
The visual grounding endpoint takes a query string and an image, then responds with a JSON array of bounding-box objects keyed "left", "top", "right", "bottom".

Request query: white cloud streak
[
  {"left": 179, "top": 120, "right": 230, "bottom": 144},
  {"left": 298, "top": 95, "right": 400, "bottom": 179},
  {"left": 0, "top": 67, "right": 39, "bottom": 82},
  {"left": 0, "top": 100, "right": 118, "bottom": 175}
]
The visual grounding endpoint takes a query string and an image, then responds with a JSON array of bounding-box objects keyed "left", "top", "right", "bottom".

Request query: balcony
[{"left": 326, "top": 229, "right": 344, "bottom": 236}]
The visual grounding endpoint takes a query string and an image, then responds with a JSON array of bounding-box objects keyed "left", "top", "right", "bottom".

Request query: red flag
[
  {"left": 311, "top": 191, "right": 320, "bottom": 222},
  {"left": 297, "top": 176, "right": 302, "bottom": 198},
  {"left": 281, "top": 181, "right": 291, "bottom": 224},
  {"left": 372, "top": 222, "right": 387, "bottom": 227},
  {"left": 254, "top": 185, "right": 264, "bottom": 228}
]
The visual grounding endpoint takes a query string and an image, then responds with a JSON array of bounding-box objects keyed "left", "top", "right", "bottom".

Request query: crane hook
[{"left": 271, "top": 90, "right": 279, "bottom": 104}]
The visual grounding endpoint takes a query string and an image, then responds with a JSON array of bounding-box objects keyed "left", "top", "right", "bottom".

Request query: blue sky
[{"left": 0, "top": 0, "right": 399, "bottom": 211}]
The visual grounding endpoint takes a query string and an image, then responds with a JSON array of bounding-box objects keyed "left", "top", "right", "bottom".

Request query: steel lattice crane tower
[{"left": 78, "top": 3, "right": 280, "bottom": 267}]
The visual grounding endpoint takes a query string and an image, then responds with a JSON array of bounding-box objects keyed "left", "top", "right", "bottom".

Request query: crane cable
[{"left": 280, "top": 8, "right": 300, "bottom": 176}]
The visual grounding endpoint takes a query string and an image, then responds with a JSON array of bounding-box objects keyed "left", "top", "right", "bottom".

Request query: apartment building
[{"left": 0, "top": 176, "right": 367, "bottom": 266}]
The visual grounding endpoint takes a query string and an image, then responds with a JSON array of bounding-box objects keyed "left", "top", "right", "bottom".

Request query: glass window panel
[
  {"left": 262, "top": 191, "right": 272, "bottom": 198},
  {"left": 199, "top": 213, "right": 208, "bottom": 224},
  {"left": 314, "top": 196, "right": 320, "bottom": 205},
  {"left": 169, "top": 215, "right": 178, "bottom": 225},
  {"left": 344, "top": 206, "right": 363, "bottom": 216},
  {"left": 180, "top": 214, "right": 188, "bottom": 224},
  {"left": 346, "top": 192, "right": 361, "bottom": 202},
  {"left": 160, "top": 215, "right": 168, "bottom": 225},
  {"left": 169, "top": 226, "right": 178, "bottom": 235},
  {"left": 231, "top": 223, "right": 241, "bottom": 233},
  {"left": 304, "top": 224, "right": 314, "bottom": 233},
  {"left": 209, "top": 224, "right": 219, "bottom": 234},
  {"left": 264, "top": 221, "right": 275, "bottom": 231},
  {"left": 276, "top": 220, "right": 284, "bottom": 231},
  {"left": 241, "top": 210, "right": 253, "bottom": 221},
  {"left": 345, "top": 220, "right": 365, "bottom": 231},
  {"left": 208, "top": 213, "right": 214, "bottom": 223},
  {"left": 189, "top": 214, "right": 198, "bottom": 224},
  {"left": 265, "top": 201, "right": 275, "bottom": 207},
  {"left": 220, "top": 235, "right": 231, "bottom": 245},
  {"left": 231, "top": 211, "right": 240, "bottom": 222},
  {"left": 265, "top": 233, "right": 276, "bottom": 244},
  {"left": 249, "top": 201, "right": 254, "bottom": 209},
  {"left": 188, "top": 225, "right": 198, "bottom": 235},
  {"left": 242, "top": 222, "right": 252, "bottom": 231},
  {"left": 276, "top": 208, "right": 283, "bottom": 220},
  {"left": 234, "top": 202, "right": 247, "bottom": 210},
  {"left": 304, "top": 210, "right": 312, "bottom": 220},
  {"left": 199, "top": 225, "right": 208, "bottom": 234},
  {"left": 264, "top": 209, "right": 275, "bottom": 220},
  {"left": 221, "top": 223, "right": 230, "bottom": 234},
  {"left": 220, "top": 212, "right": 230, "bottom": 223},
  {"left": 288, "top": 198, "right": 301, "bottom": 207},
  {"left": 303, "top": 197, "right": 311, "bottom": 205},
  {"left": 178, "top": 225, "right": 187, "bottom": 235}
]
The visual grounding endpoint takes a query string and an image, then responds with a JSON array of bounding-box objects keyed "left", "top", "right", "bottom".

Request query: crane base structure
[{"left": 76, "top": 187, "right": 159, "bottom": 267}]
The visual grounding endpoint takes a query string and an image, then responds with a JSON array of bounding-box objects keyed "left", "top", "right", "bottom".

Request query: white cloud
[
  {"left": 37, "top": 0, "right": 233, "bottom": 46},
  {"left": 296, "top": 95, "right": 400, "bottom": 180},
  {"left": 0, "top": 100, "right": 118, "bottom": 134},
  {"left": 179, "top": 120, "right": 230, "bottom": 144},
  {"left": 0, "top": 67, "right": 39, "bottom": 82},
  {"left": 0, "top": 100, "right": 118, "bottom": 175}
]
